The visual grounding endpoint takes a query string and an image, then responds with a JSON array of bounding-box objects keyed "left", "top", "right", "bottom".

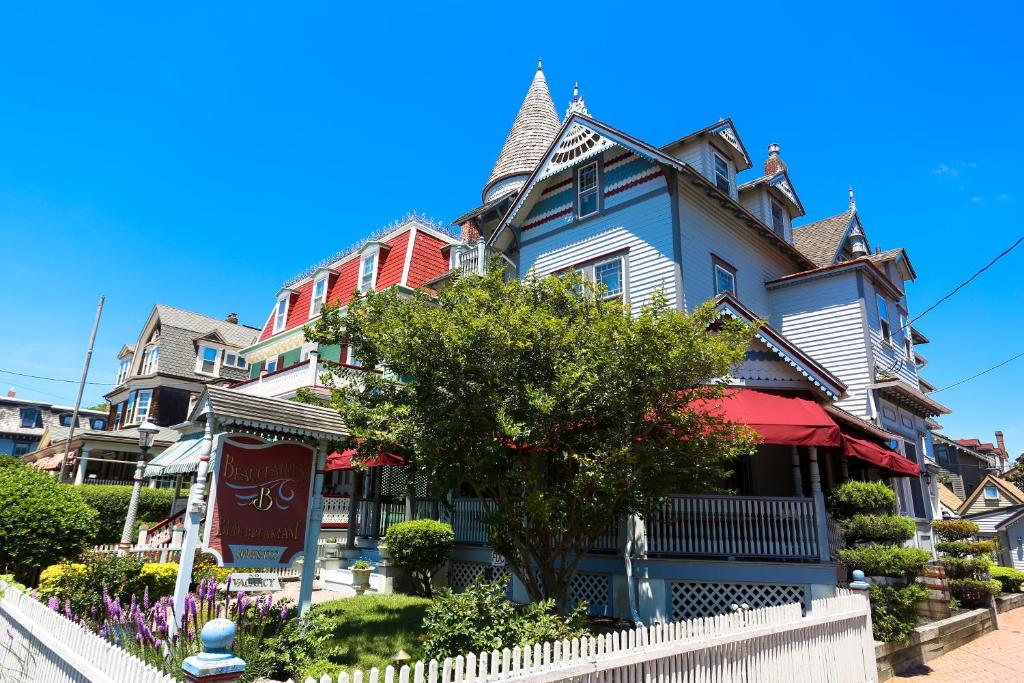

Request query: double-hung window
[
  {"left": 134, "top": 390, "right": 152, "bottom": 422},
  {"left": 273, "top": 297, "right": 289, "bottom": 333},
  {"left": 197, "top": 345, "right": 219, "bottom": 375},
  {"left": 713, "top": 153, "right": 731, "bottom": 194},
  {"left": 770, "top": 200, "right": 785, "bottom": 235},
  {"left": 347, "top": 346, "right": 362, "bottom": 368},
  {"left": 224, "top": 352, "right": 246, "bottom": 369},
  {"left": 877, "top": 295, "right": 892, "bottom": 343},
  {"left": 141, "top": 346, "right": 159, "bottom": 374},
  {"left": 114, "top": 402, "right": 125, "bottom": 429},
  {"left": 310, "top": 275, "right": 328, "bottom": 317},
  {"left": 359, "top": 253, "right": 377, "bottom": 293},
  {"left": 577, "top": 162, "right": 599, "bottom": 219},
  {"left": 266, "top": 357, "right": 278, "bottom": 373},
  {"left": 713, "top": 258, "right": 736, "bottom": 296},
  {"left": 116, "top": 357, "right": 132, "bottom": 385},
  {"left": 594, "top": 257, "right": 624, "bottom": 301},
  {"left": 19, "top": 408, "right": 41, "bottom": 429},
  {"left": 900, "top": 314, "right": 912, "bottom": 360}
]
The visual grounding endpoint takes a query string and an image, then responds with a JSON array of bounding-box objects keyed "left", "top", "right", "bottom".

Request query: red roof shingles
[{"left": 256, "top": 227, "right": 452, "bottom": 342}]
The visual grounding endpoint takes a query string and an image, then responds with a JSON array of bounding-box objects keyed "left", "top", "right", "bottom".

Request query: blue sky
[{"left": 1, "top": 3, "right": 1021, "bottom": 456}]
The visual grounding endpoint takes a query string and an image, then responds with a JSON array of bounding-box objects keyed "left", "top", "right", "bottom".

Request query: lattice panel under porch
[
  {"left": 671, "top": 581, "right": 805, "bottom": 621},
  {"left": 448, "top": 560, "right": 511, "bottom": 596},
  {"left": 570, "top": 572, "right": 611, "bottom": 615}
]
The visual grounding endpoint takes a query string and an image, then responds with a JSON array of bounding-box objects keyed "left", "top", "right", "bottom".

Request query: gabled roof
[
  {"left": 661, "top": 118, "right": 752, "bottom": 170},
  {"left": 714, "top": 295, "right": 846, "bottom": 400},
  {"left": 483, "top": 62, "right": 561, "bottom": 203},
  {"left": 737, "top": 170, "right": 805, "bottom": 217},
  {"left": 792, "top": 210, "right": 856, "bottom": 267},
  {"left": 154, "top": 305, "right": 260, "bottom": 349},
  {"left": 187, "top": 385, "right": 349, "bottom": 442},
  {"left": 958, "top": 474, "right": 1024, "bottom": 515},
  {"left": 938, "top": 484, "right": 963, "bottom": 514}
]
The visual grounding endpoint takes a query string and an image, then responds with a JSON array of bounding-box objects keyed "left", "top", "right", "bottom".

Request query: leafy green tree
[
  {"left": 305, "top": 268, "right": 757, "bottom": 611},
  {"left": 86, "top": 401, "right": 110, "bottom": 412}
]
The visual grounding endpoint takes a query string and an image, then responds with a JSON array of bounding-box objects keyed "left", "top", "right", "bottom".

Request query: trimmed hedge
[
  {"left": 0, "top": 460, "right": 99, "bottom": 580},
  {"left": 843, "top": 514, "right": 916, "bottom": 545},
  {"left": 949, "top": 578, "right": 1001, "bottom": 607},
  {"left": 936, "top": 540, "right": 997, "bottom": 557},
  {"left": 941, "top": 556, "right": 991, "bottom": 580},
  {"left": 836, "top": 544, "right": 931, "bottom": 579},
  {"left": 990, "top": 566, "right": 1024, "bottom": 592},
  {"left": 68, "top": 484, "right": 176, "bottom": 544},
  {"left": 828, "top": 481, "right": 896, "bottom": 517},
  {"left": 869, "top": 583, "right": 930, "bottom": 643},
  {"left": 383, "top": 519, "right": 455, "bottom": 597},
  {"left": 932, "top": 519, "right": 979, "bottom": 543}
]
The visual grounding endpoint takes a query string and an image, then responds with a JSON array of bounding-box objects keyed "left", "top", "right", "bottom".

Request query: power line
[
  {"left": 0, "top": 368, "right": 114, "bottom": 386},
  {"left": 905, "top": 235, "right": 1024, "bottom": 331},
  {"left": 932, "top": 350, "right": 1024, "bottom": 394}
]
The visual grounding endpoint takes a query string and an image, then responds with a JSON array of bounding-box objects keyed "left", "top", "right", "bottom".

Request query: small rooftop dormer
[
  {"left": 662, "top": 119, "right": 752, "bottom": 201},
  {"left": 737, "top": 143, "right": 805, "bottom": 242}
]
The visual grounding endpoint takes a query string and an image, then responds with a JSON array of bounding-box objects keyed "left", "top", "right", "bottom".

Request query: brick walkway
[{"left": 894, "top": 607, "right": 1024, "bottom": 681}]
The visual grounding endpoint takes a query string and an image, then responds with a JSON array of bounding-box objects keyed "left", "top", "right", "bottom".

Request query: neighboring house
[
  {"left": 231, "top": 213, "right": 458, "bottom": 401},
  {"left": 25, "top": 305, "right": 259, "bottom": 485},
  {"left": 938, "top": 484, "right": 963, "bottom": 519},
  {"left": 959, "top": 474, "right": 1024, "bottom": 516},
  {"left": 992, "top": 508, "right": 1024, "bottom": 571},
  {"left": 932, "top": 433, "right": 1000, "bottom": 499},
  {"left": 413, "top": 63, "right": 932, "bottom": 620},
  {"left": 948, "top": 433, "right": 1009, "bottom": 474},
  {"left": 0, "top": 389, "right": 107, "bottom": 456}
]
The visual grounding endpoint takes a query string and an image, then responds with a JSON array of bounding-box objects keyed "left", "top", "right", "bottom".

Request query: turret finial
[
  {"left": 537, "top": 57, "right": 543, "bottom": 71},
  {"left": 849, "top": 185, "right": 856, "bottom": 211}
]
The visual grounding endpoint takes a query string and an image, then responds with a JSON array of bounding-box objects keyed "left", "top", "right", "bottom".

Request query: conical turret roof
[{"left": 482, "top": 61, "right": 561, "bottom": 203}]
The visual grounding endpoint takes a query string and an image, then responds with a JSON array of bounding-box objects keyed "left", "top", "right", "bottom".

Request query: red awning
[
  {"left": 326, "top": 449, "right": 406, "bottom": 471},
  {"left": 695, "top": 388, "right": 843, "bottom": 447},
  {"left": 841, "top": 434, "right": 920, "bottom": 477}
]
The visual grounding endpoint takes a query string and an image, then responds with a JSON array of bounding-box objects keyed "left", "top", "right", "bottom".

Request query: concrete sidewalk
[{"left": 894, "top": 606, "right": 1024, "bottom": 681}]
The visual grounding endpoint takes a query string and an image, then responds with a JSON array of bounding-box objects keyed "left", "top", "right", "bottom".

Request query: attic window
[
  {"left": 59, "top": 413, "right": 74, "bottom": 427},
  {"left": 359, "top": 252, "right": 377, "bottom": 293},
  {"left": 310, "top": 275, "right": 328, "bottom": 317},
  {"left": 771, "top": 200, "right": 785, "bottom": 235},
  {"left": 19, "top": 408, "right": 41, "bottom": 429},
  {"left": 713, "top": 153, "right": 731, "bottom": 194},
  {"left": 877, "top": 295, "right": 892, "bottom": 343},
  {"left": 713, "top": 257, "right": 736, "bottom": 296},
  {"left": 273, "top": 297, "right": 289, "bottom": 333},
  {"left": 984, "top": 485, "right": 999, "bottom": 500},
  {"left": 196, "top": 345, "right": 220, "bottom": 376},
  {"left": 577, "top": 162, "right": 599, "bottom": 218}
]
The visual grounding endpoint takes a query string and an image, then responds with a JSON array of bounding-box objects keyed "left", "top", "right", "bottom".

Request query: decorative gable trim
[{"left": 714, "top": 296, "right": 846, "bottom": 400}]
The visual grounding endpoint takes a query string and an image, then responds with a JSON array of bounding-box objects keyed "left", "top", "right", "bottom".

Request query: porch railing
[
  {"left": 322, "top": 495, "right": 351, "bottom": 527},
  {"left": 646, "top": 494, "right": 821, "bottom": 561},
  {"left": 356, "top": 498, "right": 435, "bottom": 538},
  {"left": 447, "top": 498, "right": 619, "bottom": 551}
]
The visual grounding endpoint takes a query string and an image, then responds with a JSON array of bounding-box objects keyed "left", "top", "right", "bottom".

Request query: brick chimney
[
  {"left": 764, "top": 143, "right": 787, "bottom": 176},
  {"left": 460, "top": 219, "right": 481, "bottom": 243},
  {"left": 6, "top": 387, "right": 14, "bottom": 398},
  {"left": 225, "top": 313, "right": 239, "bottom": 324},
  {"left": 996, "top": 431, "right": 1007, "bottom": 456}
]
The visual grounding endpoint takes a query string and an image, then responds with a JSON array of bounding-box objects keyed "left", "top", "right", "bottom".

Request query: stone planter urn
[
  {"left": 378, "top": 543, "right": 391, "bottom": 563},
  {"left": 350, "top": 565, "right": 373, "bottom": 595},
  {"left": 322, "top": 541, "right": 341, "bottom": 560}
]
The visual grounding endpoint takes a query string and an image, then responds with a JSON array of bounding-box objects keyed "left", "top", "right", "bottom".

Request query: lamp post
[{"left": 120, "top": 420, "right": 160, "bottom": 551}]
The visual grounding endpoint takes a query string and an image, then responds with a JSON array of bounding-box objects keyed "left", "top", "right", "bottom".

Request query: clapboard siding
[
  {"left": 969, "top": 507, "right": 1022, "bottom": 535},
  {"left": 1001, "top": 517, "right": 1024, "bottom": 571},
  {"left": 677, "top": 178, "right": 796, "bottom": 319},
  {"left": 739, "top": 189, "right": 767, "bottom": 225},
  {"left": 520, "top": 190, "right": 676, "bottom": 315},
  {"left": 861, "top": 275, "right": 920, "bottom": 388},
  {"left": 767, "top": 271, "right": 873, "bottom": 418},
  {"left": 963, "top": 488, "right": 1021, "bottom": 516}
]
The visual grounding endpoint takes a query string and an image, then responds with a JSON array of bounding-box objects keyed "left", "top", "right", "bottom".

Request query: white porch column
[
  {"left": 808, "top": 446, "right": 832, "bottom": 563},
  {"left": 299, "top": 440, "right": 328, "bottom": 616},
  {"left": 345, "top": 471, "right": 363, "bottom": 550},
  {"left": 74, "top": 445, "right": 91, "bottom": 485},
  {"left": 307, "top": 349, "right": 320, "bottom": 386},
  {"left": 790, "top": 446, "right": 803, "bottom": 497}
]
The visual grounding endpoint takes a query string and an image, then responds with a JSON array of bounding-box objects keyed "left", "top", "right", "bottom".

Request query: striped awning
[{"left": 144, "top": 432, "right": 204, "bottom": 477}]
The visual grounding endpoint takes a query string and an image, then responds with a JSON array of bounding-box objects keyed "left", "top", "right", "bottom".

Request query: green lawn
[{"left": 301, "top": 594, "right": 431, "bottom": 678}]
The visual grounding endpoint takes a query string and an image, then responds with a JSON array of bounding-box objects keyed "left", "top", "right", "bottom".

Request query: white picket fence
[
  {"left": 0, "top": 582, "right": 176, "bottom": 683},
  {"left": 293, "top": 591, "right": 876, "bottom": 683}
]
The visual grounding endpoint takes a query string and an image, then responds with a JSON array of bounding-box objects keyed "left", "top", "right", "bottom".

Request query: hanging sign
[
  {"left": 226, "top": 573, "right": 282, "bottom": 592},
  {"left": 205, "top": 436, "right": 315, "bottom": 568}
]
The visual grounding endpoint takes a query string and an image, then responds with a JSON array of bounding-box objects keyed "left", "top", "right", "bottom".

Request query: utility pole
[{"left": 59, "top": 295, "right": 105, "bottom": 482}]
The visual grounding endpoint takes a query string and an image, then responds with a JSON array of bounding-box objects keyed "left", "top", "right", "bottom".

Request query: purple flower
[
  {"left": 257, "top": 595, "right": 270, "bottom": 618},
  {"left": 63, "top": 599, "right": 73, "bottom": 621},
  {"left": 99, "top": 625, "right": 109, "bottom": 639},
  {"left": 279, "top": 603, "right": 289, "bottom": 625},
  {"left": 47, "top": 596, "right": 59, "bottom": 611},
  {"left": 143, "top": 586, "right": 150, "bottom": 611}
]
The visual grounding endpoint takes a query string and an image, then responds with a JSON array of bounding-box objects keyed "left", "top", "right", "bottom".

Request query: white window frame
[
  {"left": 347, "top": 345, "right": 362, "bottom": 368},
  {"left": 309, "top": 274, "right": 329, "bottom": 318},
  {"left": 224, "top": 352, "right": 246, "bottom": 369},
  {"left": 196, "top": 345, "right": 222, "bottom": 376},
  {"left": 593, "top": 256, "right": 624, "bottom": 301},
  {"left": 265, "top": 357, "right": 278, "bottom": 373},
  {"left": 116, "top": 357, "right": 132, "bottom": 385},
  {"left": 900, "top": 314, "right": 913, "bottom": 360},
  {"left": 133, "top": 389, "right": 153, "bottom": 423},
  {"left": 984, "top": 485, "right": 1000, "bottom": 501},
  {"left": 359, "top": 252, "right": 378, "bottom": 293},
  {"left": 713, "top": 258, "right": 736, "bottom": 296},
  {"left": 877, "top": 295, "right": 892, "bottom": 343},
  {"left": 141, "top": 346, "right": 159, "bottom": 375},
  {"left": 273, "top": 297, "right": 289, "bottom": 333},
  {"left": 713, "top": 152, "right": 731, "bottom": 194},
  {"left": 770, "top": 199, "right": 785, "bottom": 235},
  {"left": 577, "top": 161, "right": 599, "bottom": 219}
]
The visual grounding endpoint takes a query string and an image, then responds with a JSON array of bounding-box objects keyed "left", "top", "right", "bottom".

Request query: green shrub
[
  {"left": 0, "top": 459, "right": 99, "bottom": 581},
  {"left": 936, "top": 540, "right": 997, "bottom": 558},
  {"left": 829, "top": 481, "right": 896, "bottom": 517},
  {"left": 949, "top": 578, "right": 1001, "bottom": 607},
  {"left": 70, "top": 485, "right": 176, "bottom": 544},
  {"left": 837, "top": 545, "right": 930, "bottom": 579},
  {"left": 421, "top": 577, "right": 588, "bottom": 660},
  {"left": 941, "top": 557, "right": 991, "bottom": 580},
  {"left": 37, "top": 552, "right": 146, "bottom": 613},
  {"left": 990, "top": 566, "right": 1024, "bottom": 592},
  {"left": 383, "top": 520, "right": 455, "bottom": 597},
  {"left": 843, "top": 515, "right": 916, "bottom": 545},
  {"left": 932, "top": 519, "right": 979, "bottom": 543},
  {"left": 139, "top": 563, "right": 178, "bottom": 597},
  {"left": 869, "top": 583, "right": 929, "bottom": 643},
  {"left": 38, "top": 563, "right": 87, "bottom": 597}
]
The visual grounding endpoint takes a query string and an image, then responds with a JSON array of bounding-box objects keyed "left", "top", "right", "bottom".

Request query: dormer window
[
  {"left": 196, "top": 345, "right": 220, "bottom": 376},
  {"left": 770, "top": 200, "right": 785, "bottom": 235},
  {"left": 20, "top": 408, "right": 41, "bottom": 428},
  {"left": 224, "top": 352, "right": 246, "bottom": 369},
  {"left": 877, "top": 295, "right": 892, "bottom": 343},
  {"left": 116, "top": 356, "right": 132, "bottom": 385},
  {"left": 577, "top": 162, "right": 599, "bottom": 219},
  {"left": 141, "top": 346, "right": 160, "bottom": 375},
  {"left": 713, "top": 153, "right": 731, "bottom": 194},
  {"left": 310, "top": 275, "right": 328, "bottom": 317},
  {"left": 59, "top": 413, "right": 74, "bottom": 427},
  {"left": 273, "top": 297, "right": 289, "bottom": 333},
  {"left": 713, "top": 257, "right": 736, "bottom": 296},
  {"left": 359, "top": 253, "right": 377, "bottom": 293}
]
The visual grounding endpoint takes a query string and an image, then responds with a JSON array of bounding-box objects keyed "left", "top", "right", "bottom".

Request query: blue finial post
[
  {"left": 182, "top": 618, "right": 246, "bottom": 683},
  {"left": 849, "top": 570, "right": 871, "bottom": 592}
]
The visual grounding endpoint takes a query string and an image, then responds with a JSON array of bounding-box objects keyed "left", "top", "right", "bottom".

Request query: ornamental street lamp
[{"left": 120, "top": 420, "right": 160, "bottom": 551}]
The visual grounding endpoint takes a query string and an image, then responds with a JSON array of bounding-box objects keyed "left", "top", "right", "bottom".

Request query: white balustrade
[
  {"left": 322, "top": 495, "right": 351, "bottom": 527},
  {"left": 647, "top": 494, "right": 821, "bottom": 560},
  {"left": 233, "top": 359, "right": 325, "bottom": 398}
]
